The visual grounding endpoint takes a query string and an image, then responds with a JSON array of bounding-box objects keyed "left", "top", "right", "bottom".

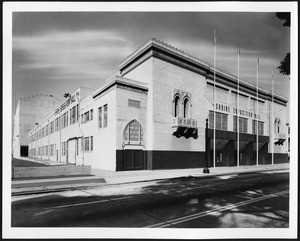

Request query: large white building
[
  {"left": 26, "top": 38, "right": 289, "bottom": 171},
  {"left": 13, "top": 95, "right": 61, "bottom": 158}
]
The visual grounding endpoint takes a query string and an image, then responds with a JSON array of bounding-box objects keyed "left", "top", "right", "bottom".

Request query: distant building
[
  {"left": 26, "top": 38, "right": 289, "bottom": 171},
  {"left": 12, "top": 95, "right": 61, "bottom": 158}
]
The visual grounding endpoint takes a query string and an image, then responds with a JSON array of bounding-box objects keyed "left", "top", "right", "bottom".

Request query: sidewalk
[{"left": 12, "top": 163, "right": 289, "bottom": 196}]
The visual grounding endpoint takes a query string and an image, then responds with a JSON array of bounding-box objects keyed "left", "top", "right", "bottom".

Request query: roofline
[
  {"left": 92, "top": 76, "right": 148, "bottom": 99},
  {"left": 119, "top": 38, "right": 288, "bottom": 104}
]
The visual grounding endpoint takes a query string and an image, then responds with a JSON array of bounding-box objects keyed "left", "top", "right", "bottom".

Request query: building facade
[
  {"left": 27, "top": 39, "right": 289, "bottom": 171},
  {"left": 13, "top": 95, "right": 61, "bottom": 158}
]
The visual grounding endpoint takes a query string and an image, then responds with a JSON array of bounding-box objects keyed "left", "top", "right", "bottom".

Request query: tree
[
  {"left": 276, "top": 12, "right": 290, "bottom": 76},
  {"left": 63, "top": 93, "right": 71, "bottom": 99}
]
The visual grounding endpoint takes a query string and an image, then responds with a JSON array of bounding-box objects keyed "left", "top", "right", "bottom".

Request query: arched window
[
  {"left": 183, "top": 98, "right": 189, "bottom": 118},
  {"left": 123, "top": 120, "right": 143, "bottom": 143},
  {"left": 274, "top": 118, "right": 281, "bottom": 134},
  {"left": 173, "top": 95, "right": 181, "bottom": 117}
]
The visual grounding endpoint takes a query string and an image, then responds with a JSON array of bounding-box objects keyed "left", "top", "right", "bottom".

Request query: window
[
  {"left": 76, "top": 139, "right": 78, "bottom": 155},
  {"left": 90, "top": 136, "right": 93, "bottom": 151},
  {"left": 252, "top": 120, "right": 264, "bottom": 135},
  {"left": 65, "top": 112, "right": 68, "bottom": 127},
  {"left": 209, "top": 111, "right": 228, "bottom": 131},
  {"left": 234, "top": 116, "right": 248, "bottom": 133},
  {"left": 84, "top": 137, "right": 89, "bottom": 151},
  {"left": 124, "top": 120, "right": 143, "bottom": 142},
  {"left": 70, "top": 105, "right": 77, "bottom": 125},
  {"left": 274, "top": 118, "right": 281, "bottom": 134},
  {"left": 98, "top": 106, "right": 102, "bottom": 128},
  {"left": 183, "top": 98, "right": 189, "bottom": 118},
  {"left": 90, "top": 109, "right": 93, "bottom": 121},
  {"left": 173, "top": 95, "right": 181, "bottom": 117},
  {"left": 55, "top": 118, "right": 59, "bottom": 132},
  {"left": 103, "top": 104, "right": 108, "bottom": 128},
  {"left": 50, "top": 121, "right": 54, "bottom": 134},
  {"left": 84, "top": 111, "right": 89, "bottom": 124},
  {"left": 76, "top": 104, "right": 79, "bottom": 122}
]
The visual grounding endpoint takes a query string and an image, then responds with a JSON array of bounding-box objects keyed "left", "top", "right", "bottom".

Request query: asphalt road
[{"left": 11, "top": 170, "right": 289, "bottom": 228}]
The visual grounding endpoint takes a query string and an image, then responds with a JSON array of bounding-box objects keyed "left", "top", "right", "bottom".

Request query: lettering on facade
[
  {"left": 216, "top": 103, "right": 230, "bottom": 113},
  {"left": 128, "top": 99, "right": 141, "bottom": 108},
  {"left": 215, "top": 102, "right": 260, "bottom": 120}
]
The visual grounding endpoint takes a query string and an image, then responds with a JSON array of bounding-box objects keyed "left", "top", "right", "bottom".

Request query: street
[{"left": 11, "top": 170, "right": 289, "bottom": 228}]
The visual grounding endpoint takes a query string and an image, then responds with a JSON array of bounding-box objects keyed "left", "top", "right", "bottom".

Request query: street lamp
[{"left": 203, "top": 118, "right": 210, "bottom": 173}]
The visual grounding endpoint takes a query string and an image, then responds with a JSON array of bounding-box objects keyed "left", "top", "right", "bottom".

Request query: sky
[{"left": 12, "top": 11, "right": 290, "bottom": 115}]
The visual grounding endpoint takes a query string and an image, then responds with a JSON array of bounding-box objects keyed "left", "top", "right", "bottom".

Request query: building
[
  {"left": 12, "top": 95, "right": 61, "bottom": 158},
  {"left": 27, "top": 38, "right": 289, "bottom": 171}
]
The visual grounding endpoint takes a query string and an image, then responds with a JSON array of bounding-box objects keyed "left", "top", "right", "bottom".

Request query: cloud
[{"left": 13, "top": 30, "right": 133, "bottom": 80}]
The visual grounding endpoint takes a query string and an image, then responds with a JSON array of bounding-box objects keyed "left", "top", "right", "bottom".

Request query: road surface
[{"left": 12, "top": 170, "right": 289, "bottom": 228}]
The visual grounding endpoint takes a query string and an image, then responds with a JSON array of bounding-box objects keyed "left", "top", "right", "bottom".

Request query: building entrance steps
[{"left": 11, "top": 163, "right": 289, "bottom": 196}]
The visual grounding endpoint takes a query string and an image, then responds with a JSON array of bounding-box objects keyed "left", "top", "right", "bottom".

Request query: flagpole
[
  {"left": 271, "top": 66, "right": 274, "bottom": 165},
  {"left": 213, "top": 29, "right": 216, "bottom": 168},
  {"left": 256, "top": 58, "right": 259, "bottom": 166},
  {"left": 237, "top": 44, "right": 240, "bottom": 167}
]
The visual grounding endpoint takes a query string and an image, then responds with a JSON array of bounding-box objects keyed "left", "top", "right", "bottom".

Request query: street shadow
[{"left": 11, "top": 172, "right": 289, "bottom": 228}]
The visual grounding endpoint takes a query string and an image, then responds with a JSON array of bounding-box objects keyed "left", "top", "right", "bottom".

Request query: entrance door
[
  {"left": 124, "top": 149, "right": 144, "bottom": 170},
  {"left": 68, "top": 140, "right": 76, "bottom": 164}
]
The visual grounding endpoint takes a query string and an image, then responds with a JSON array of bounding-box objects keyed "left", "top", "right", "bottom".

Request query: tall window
[
  {"left": 76, "top": 139, "right": 78, "bottom": 155},
  {"left": 84, "top": 111, "right": 89, "bottom": 123},
  {"left": 252, "top": 120, "right": 264, "bottom": 135},
  {"left": 173, "top": 95, "right": 180, "bottom": 117},
  {"left": 90, "top": 109, "right": 93, "bottom": 121},
  {"left": 90, "top": 136, "right": 93, "bottom": 151},
  {"left": 70, "top": 105, "right": 77, "bottom": 125},
  {"left": 183, "top": 98, "right": 189, "bottom": 118},
  {"left": 103, "top": 104, "right": 108, "bottom": 128},
  {"left": 84, "top": 137, "right": 89, "bottom": 151},
  {"left": 76, "top": 104, "right": 79, "bottom": 122},
  {"left": 98, "top": 106, "right": 102, "bottom": 128},
  {"left": 55, "top": 118, "right": 59, "bottom": 132},
  {"left": 209, "top": 111, "right": 228, "bottom": 130},
  {"left": 234, "top": 116, "right": 248, "bottom": 133}
]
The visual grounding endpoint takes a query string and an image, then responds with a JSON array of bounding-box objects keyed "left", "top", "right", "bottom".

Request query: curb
[{"left": 11, "top": 166, "right": 289, "bottom": 196}]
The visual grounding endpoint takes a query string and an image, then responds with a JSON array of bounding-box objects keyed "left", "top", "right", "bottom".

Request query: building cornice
[{"left": 92, "top": 76, "right": 148, "bottom": 99}]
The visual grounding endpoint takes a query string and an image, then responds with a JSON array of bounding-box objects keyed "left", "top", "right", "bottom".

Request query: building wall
[
  {"left": 116, "top": 86, "right": 148, "bottom": 150},
  {"left": 92, "top": 87, "right": 117, "bottom": 171},
  {"left": 123, "top": 58, "right": 154, "bottom": 151},
  {"left": 13, "top": 95, "right": 61, "bottom": 158},
  {"left": 152, "top": 57, "right": 206, "bottom": 151}
]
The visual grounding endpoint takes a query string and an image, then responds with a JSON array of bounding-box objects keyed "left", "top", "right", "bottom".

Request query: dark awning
[{"left": 173, "top": 127, "right": 198, "bottom": 139}]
